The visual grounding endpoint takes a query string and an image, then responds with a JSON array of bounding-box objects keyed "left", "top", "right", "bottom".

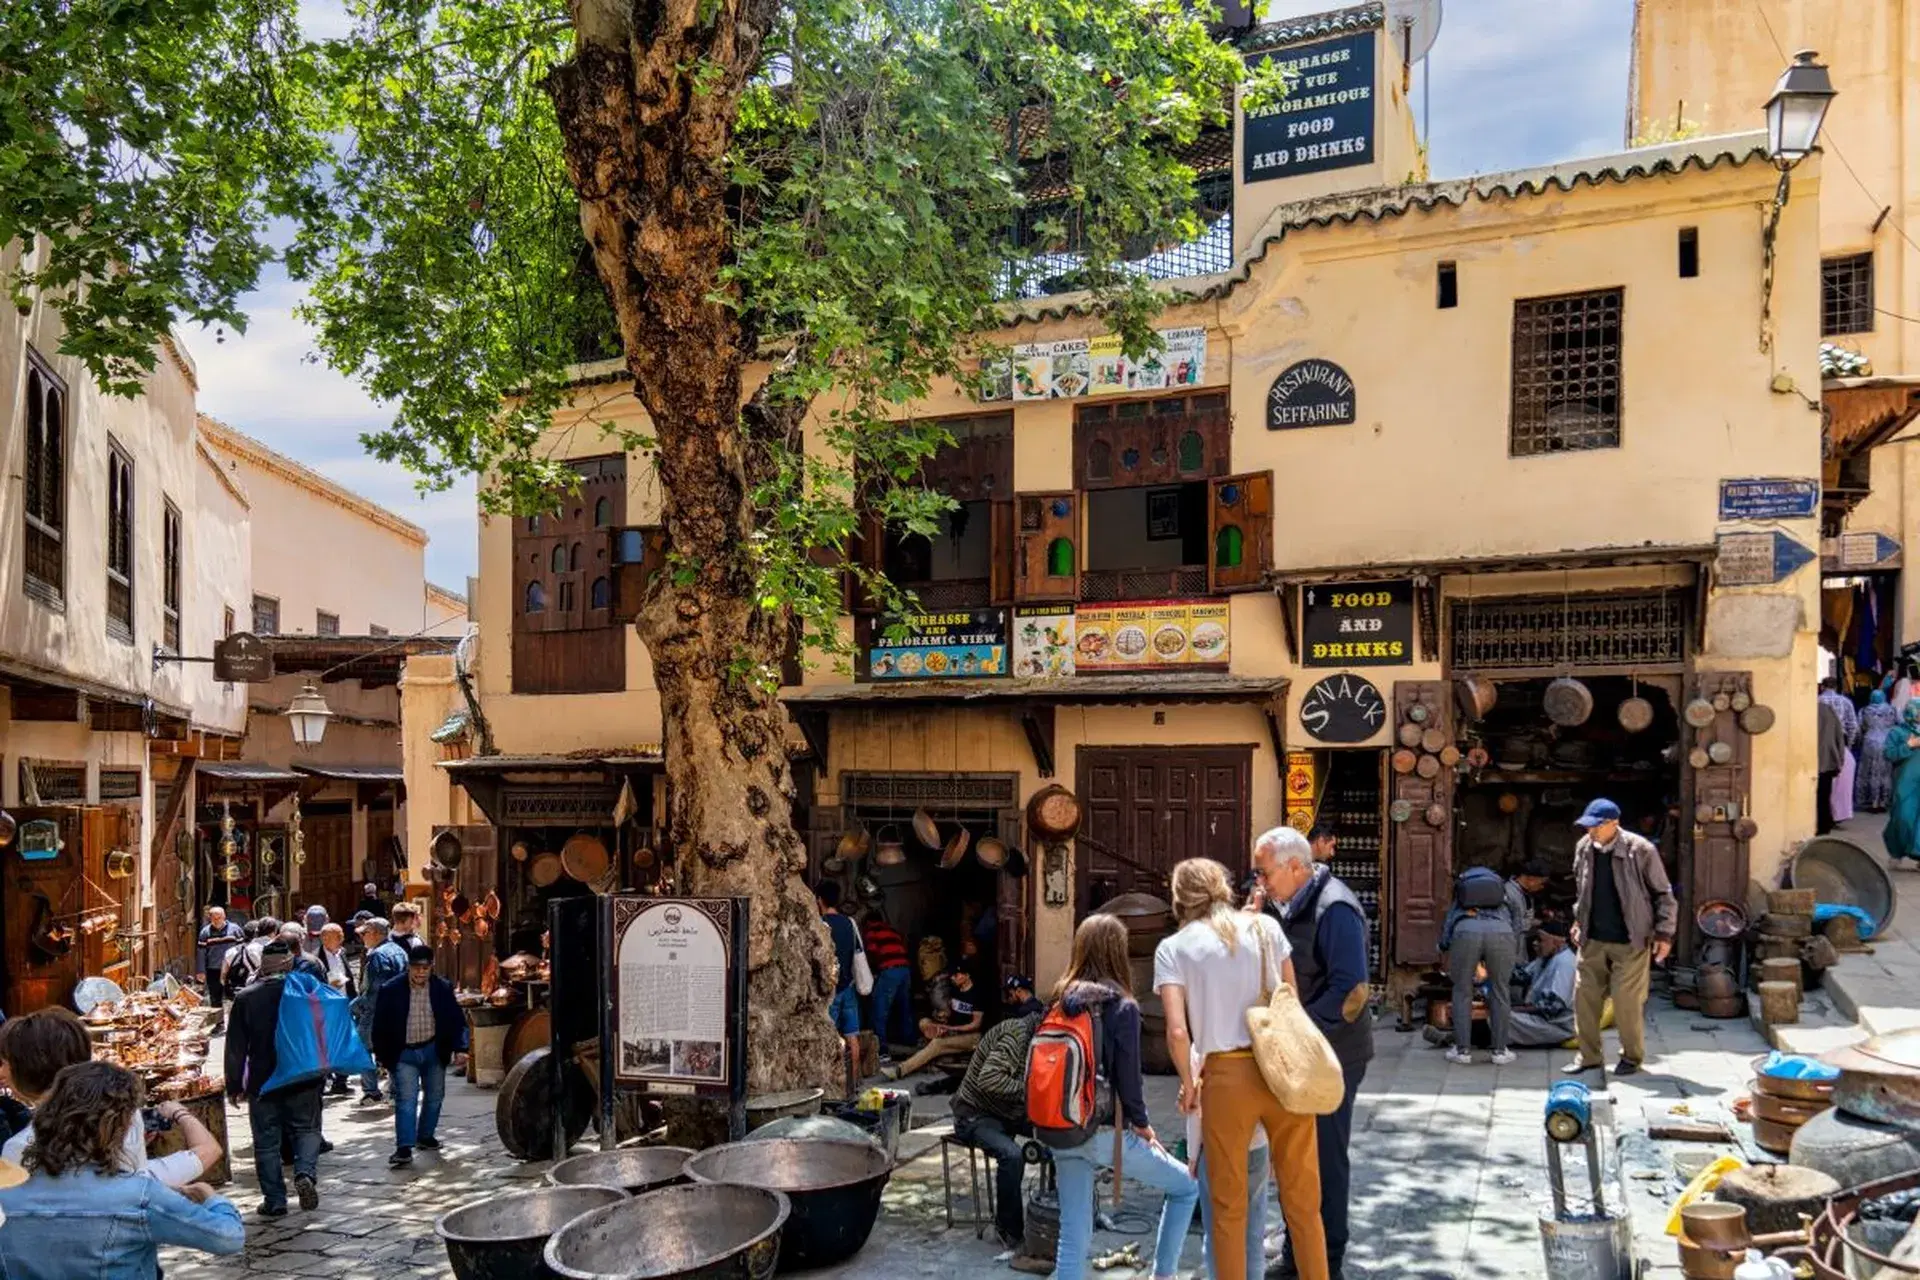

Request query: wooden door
[
  {"left": 299, "top": 807, "right": 355, "bottom": 922},
  {"left": 366, "top": 805, "right": 396, "bottom": 886},
  {"left": 4, "top": 807, "right": 86, "bottom": 1014},
  {"left": 1678, "top": 670, "right": 1751, "bottom": 965},
  {"left": 1207, "top": 471, "right": 1274, "bottom": 594},
  {"left": 1390, "top": 682, "right": 1455, "bottom": 966},
  {"left": 994, "top": 809, "right": 1031, "bottom": 983},
  {"left": 1076, "top": 747, "right": 1252, "bottom": 914}
]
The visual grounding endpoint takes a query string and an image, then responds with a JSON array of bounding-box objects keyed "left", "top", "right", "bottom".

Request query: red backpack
[{"left": 1025, "top": 1000, "right": 1112, "bottom": 1149}]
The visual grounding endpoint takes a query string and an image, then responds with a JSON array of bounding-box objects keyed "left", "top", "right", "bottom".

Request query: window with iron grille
[
  {"left": 106, "top": 440, "right": 135, "bottom": 643},
  {"left": 253, "top": 594, "right": 280, "bottom": 635},
  {"left": 1509, "top": 288, "right": 1624, "bottom": 456},
  {"left": 20, "top": 760, "right": 86, "bottom": 804},
  {"left": 100, "top": 769, "right": 142, "bottom": 802},
  {"left": 316, "top": 610, "right": 340, "bottom": 636},
  {"left": 162, "top": 499, "right": 182, "bottom": 652},
  {"left": 22, "top": 349, "right": 66, "bottom": 607},
  {"left": 1822, "top": 253, "right": 1875, "bottom": 336},
  {"left": 1449, "top": 590, "right": 1688, "bottom": 671}
]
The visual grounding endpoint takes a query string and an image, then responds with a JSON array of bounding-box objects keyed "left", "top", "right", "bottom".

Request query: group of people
[{"left": 1819, "top": 675, "right": 1910, "bottom": 836}]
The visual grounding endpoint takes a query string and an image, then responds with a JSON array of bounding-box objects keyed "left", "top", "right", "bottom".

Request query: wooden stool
[{"left": 940, "top": 1131, "right": 997, "bottom": 1238}]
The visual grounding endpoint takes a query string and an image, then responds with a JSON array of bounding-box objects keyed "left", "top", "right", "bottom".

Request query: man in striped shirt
[{"left": 860, "top": 914, "right": 913, "bottom": 1057}]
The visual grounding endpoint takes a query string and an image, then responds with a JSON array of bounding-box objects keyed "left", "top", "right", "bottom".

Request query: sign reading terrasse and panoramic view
[
  {"left": 1243, "top": 31, "right": 1377, "bottom": 183},
  {"left": 866, "top": 610, "right": 1009, "bottom": 680},
  {"left": 1302, "top": 580, "right": 1414, "bottom": 667}
]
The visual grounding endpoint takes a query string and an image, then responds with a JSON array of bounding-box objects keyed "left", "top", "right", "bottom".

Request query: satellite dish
[{"left": 1386, "top": 0, "right": 1442, "bottom": 65}]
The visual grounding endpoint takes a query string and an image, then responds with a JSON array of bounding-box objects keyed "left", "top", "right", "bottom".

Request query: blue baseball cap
[{"left": 1574, "top": 798, "right": 1622, "bottom": 829}]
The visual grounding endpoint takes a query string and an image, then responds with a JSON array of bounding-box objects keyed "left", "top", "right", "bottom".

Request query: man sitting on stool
[
  {"left": 950, "top": 1007, "right": 1044, "bottom": 1250},
  {"left": 1508, "top": 920, "right": 1578, "bottom": 1048}
]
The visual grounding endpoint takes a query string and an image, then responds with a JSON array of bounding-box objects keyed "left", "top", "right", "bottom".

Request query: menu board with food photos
[
  {"left": 1013, "top": 607, "right": 1078, "bottom": 678},
  {"left": 994, "top": 327, "right": 1208, "bottom": 402},
  {"left": 1073, "top": 600, "right": 1230, "bottom": 671},
  {"left": 866, "top": 609, "right": 1009, "bottom": 681}
]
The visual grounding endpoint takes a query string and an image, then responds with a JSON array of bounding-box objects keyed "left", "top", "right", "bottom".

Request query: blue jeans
[
  {"left": 248, "top": 1082, "right": 322, "bottom": 1209},
  {"left": 828, "top": 987, "right": 860, "bottom": 1036},
  {"left": 1054, "top": 1129, "right": 1198, "bottom": 1280},
  {"left": 391, "top": 1045, "right": 445, "bottom": 1149},
  {"left": 354, "top": 1011, "right": 381, "bottom": 1095},
  {"left": 1199, "top": 1143, "right": 1268, "bottom": 1276},
  {"left": 868, "top": 967, "right": 912, "bottom": 1045}
]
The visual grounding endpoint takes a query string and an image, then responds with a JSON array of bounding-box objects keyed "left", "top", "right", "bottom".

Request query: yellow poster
[{"left": 1076, "top": 600, "right": 1231, "bottom": 670}]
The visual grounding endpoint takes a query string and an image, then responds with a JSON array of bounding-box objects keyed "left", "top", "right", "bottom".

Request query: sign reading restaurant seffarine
[
  {"left": 1243, "top": 31, "right": 1376, "bottom": 183},
  {"left": 1267, "top": 359, "right": 1356, "bottom": 429}
]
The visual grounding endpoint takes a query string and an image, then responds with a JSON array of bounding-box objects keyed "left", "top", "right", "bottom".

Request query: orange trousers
[{"left": 1200, "top": 1052, "right": 1329, "bottom": 1280}]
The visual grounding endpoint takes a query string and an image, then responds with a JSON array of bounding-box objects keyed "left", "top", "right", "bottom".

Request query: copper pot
[
  {"left": 1543, "top": 677, "right": 1594, "bottom": 727},
  {"left": 911, "top": 808, "right": 942, "bottom": 849},
  {"left": 835, "top": 824, "right": 872, "bottom": 864},
  {"left": 939, "top": 827, "right": 971, "bottom": 870},
  {"left": 1415, "top": 754, "right": 1441, "bottom": 779},
  {"left": 1455, "top": 676, "right": 1497, "bottom": 722},
  {"left": 561, "top": 833, "right": 610, "bottom": 882},
  {"left": 975, "top": 836, "right": 1009, "bottom": 869},
  {"left": 874, "top": 826, "right": 907, "bottom": 867},
  {"left": 1026, "top": 785, "right": 1082, "bottom": 841},
  {"left": 528, "top": 851, "right": 564, "bottom": 888},
  {"left": 1397, "top": 723, "right": 1424, "bottom": 749},
  {"left": 1680, "top": 1201, "right": 1751, "bottom": 1250},
  {"left": 1617, "top": 696, "right": 1655, "bottom": 733}
]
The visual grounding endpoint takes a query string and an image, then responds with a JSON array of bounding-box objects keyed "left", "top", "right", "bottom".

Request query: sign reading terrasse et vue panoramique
[
  {"left": 1267, "top": 359, "right": 1356, "bottom": 429},
  {"left": 1243, "top": 31, "right": 1377, "bottom": 183}
]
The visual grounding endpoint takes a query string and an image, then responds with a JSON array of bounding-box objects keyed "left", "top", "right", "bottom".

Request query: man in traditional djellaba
[
  {"left": 1857, "top": 689, "right": 1901, "bottom": 813},
  {"left": 1880, "top": 701, "right": 1920, "bottom": 862}
]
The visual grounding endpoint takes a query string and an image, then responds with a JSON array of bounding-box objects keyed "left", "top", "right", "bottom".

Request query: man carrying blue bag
[{"left": 224, "top": 940, "right": 375, "bottom": 1217}]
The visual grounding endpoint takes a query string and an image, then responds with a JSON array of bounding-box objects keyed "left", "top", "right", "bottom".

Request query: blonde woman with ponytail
[{"left": 1153, "top": 858, "right": 1328, "bottom": 1280}]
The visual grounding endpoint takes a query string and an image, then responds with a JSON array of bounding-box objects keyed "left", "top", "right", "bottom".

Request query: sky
[{"left": 189, "top": 0, "right": 1636, "bottom": 589}]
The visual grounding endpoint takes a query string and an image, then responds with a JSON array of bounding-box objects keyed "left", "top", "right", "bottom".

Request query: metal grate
[
  {"left": 1509, "top": 288, "right": 1624, "bottom": 456},
  {"left": 1822, "top": 252, "right": 1875, "bottom": 336},
  {"left": 1009, "top": 173, "right": 1233, "bottom": 299},
  {"left": 21, "top": 760, "right": 86, "bottom": 804},
  {"left": 844, "top": 772, "right": 1019, "bottom": 808},
  {"left": 1449, "top": 590, "right": 1687, "bottom": 670},
  {"left": 100, "top": 769, "right": 142, "bottom": 802},
  {"left": 904, "top": 580, "right": 991, "bottom": 610},
  {"left": 1080, "top": 566, "right": 1208, "bottom": 603}
]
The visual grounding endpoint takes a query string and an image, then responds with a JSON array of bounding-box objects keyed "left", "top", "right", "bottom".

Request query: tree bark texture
[{"left": 548, "top": 0, "right": 842, "bottom": 1094}]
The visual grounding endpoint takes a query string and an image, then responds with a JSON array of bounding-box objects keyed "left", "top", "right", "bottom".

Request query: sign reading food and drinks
[
  {"left": 988, "top": 327, "right": 1208, "bottom": 402},
  {"left": 1302, "top": 580, "right": 1413, "bottom": 667},
  {"left": 1073, "top": 599, "right": 1230, "bottom": 671},
  {"left": 866, "top": 609, "right": 1008, "bottom": 680},
  {"left": 1243, "top": 32, "right": 1376, "bottom": 183}
]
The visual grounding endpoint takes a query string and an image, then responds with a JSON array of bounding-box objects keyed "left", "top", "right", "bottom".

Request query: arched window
[
  {"left": 593, "top": 497, "right": 612, "bottom": 527},
  {"left": 590, "top": 576, "right": 612, "bottom": 609},
  {"left": 1046, "top": 537, "right": 1075, "bottom": 578},
  {"left": 528, "top": 514, "right": 542, "bottom": 534},
  {"left": 550, "top": 545, "right": 566, "bottom": 573},
  {"left": 1214, "top": 525, "right": 1244, "bottom": 569},
  {"left": 569, "top": 541, "right": 583, "bottom": 571},
  {"left": 1177, "top": 430, "right": 1205, "bottom": 475},
  {"left": 524, "top": 581, "right": 546, "bottom": 613}
]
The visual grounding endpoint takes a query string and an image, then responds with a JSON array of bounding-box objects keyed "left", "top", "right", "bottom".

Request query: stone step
[{"left": 1747, "top": 986, "right": 1867, "bottom": 1056}]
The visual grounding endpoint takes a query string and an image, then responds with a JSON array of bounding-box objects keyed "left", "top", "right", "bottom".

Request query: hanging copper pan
[
  {"left": 1466, "top": 746, "right": 1491, "bottom": 770},
  {"left": 1388, "top": 799, "right": 1414, "bottom": 823},
  {"left": 1730, "top": 690, "right": 1753, "bottom": 713},
  {"left": 940, "top": 827, "right": 971, "bottom": 870},
  {"left": 1712, "top": 692, "right": 1733, "bottom": 712},
  {"left": 1688, "top": 746, "right": 1712, "bottom": 770},
  {"left": 1695, "top": 803, "right": 1717, "bottom": 824},
  {"left": 835, "top": 824, "right": 872, "bottom": 864},
  {"left": 1027, "top": 785, "right": 1083, "bottom": 841},
  {"left": 975, "top": 836, "right": 1009, "bottom": 870},
  {"left": 510, "top": 841, "right": 531, "bottom": 862},
  {"left": 1617, "top": 697, "right": 1655, "bottom": 734},
  {"left": 1390, "top": 749, "right": 1418, "bottom": 775},
  {"left": 1707, "top": 740, "right": 1735, "bottom": 765},
  {"left": 1740, "top": 705, "right": 1776, "bottom": 735},
  {"left": 529, "top": 851, "right": 564, "bottom": 888},
  {"left": 1438, "top": 745, "right": 1462, "bottom": 768},
  {"left": 911, "top": 809, "right": 942, "bottom": 849},
  {"left": 1543, "top": 677, "right": 1594, "bottom": 727},
  {"left": 1407, "top": 703, "right": 1431, "bottom": 724},
  {"left": 1397, "top": 723, "right": 1423, "bottom": 749},
  {"left": 1415, "top": 754, "right": 1441, "bottom": 779},
  {"left": 1734, "top": 817, "right": 1761, "bottom": 841},
  {"left": 874, "top": 825, "right": 908, "bottom": 867},
  {"left": 1455, "top": 676, "right": 1498, "bottom": 722},
  {"left": 1684, "top": 699, "right": 1719, "bottom": 729},
  {"left": 1420, "top": 727, "right": 1448, "bottom": 754},
  {"left": 561, "top": 833, "right": 611, "bottom": 882},
  {"left": 1424, "top": 803, "right": 1447, "bottom": 827},
  {"left": 1497, "top": 793, "right": 1520, "bottom": 815}
]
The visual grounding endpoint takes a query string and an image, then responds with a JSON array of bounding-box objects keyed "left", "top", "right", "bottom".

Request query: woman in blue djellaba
[{"left": 1881, "top": 701, "right": 1920, "bottom": 861}]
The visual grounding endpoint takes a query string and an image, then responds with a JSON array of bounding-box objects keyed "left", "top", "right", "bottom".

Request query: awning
[
  {"left": 1825, "top": 375, "right": 1920, "bottom": 458},
  {"left": 781, "top": 675, "right": 1290, "bottom": 779},
  {"left": 1268, "top": 543, "right": 1716, "bottom": 586},
  {"left": 439, "top": 750, "right": 664, "bottom": 776},
  {"left": 438, "top": 752, "right": 662, "bottom": 829},
  {"left": 197, "top": 762, "right": 303, "bottom": 784},
  {"left": 289, "top": 764, "right": 404, "bottom": 784}
]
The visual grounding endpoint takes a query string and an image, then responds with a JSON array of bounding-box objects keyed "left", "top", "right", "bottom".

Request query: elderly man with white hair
[{"left": 1250, "top": 826, "right": 1373, "bottom": 1280}]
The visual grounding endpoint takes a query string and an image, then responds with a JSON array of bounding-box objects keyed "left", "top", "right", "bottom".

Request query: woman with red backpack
[{"left": 1029, "top": 913, "right": 1198, "bottom": 1280}]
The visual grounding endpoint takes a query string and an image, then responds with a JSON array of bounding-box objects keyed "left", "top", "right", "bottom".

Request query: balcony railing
[
  {"left": 1080, "top": 566, "right": 1209, "bottom": 603},
  {"left": 1007, "top": 174, "right": 1234, "bottom": 301}
]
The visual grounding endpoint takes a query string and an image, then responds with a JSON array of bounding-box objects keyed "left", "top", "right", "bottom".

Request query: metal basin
[
  {"left": 1790, "top": 837, "right": 1896, "bottom": 936},
  {"left": 683, "top": 1138, "right": 891, "bottom": 1270},
  {"left": 544, "top": 1183, "right": 789, "bottom": 1280},
  {"left": 436, "top": 1185, "right": 626, "bottom": 1280},
  {"left": 549, "top": 1147, "right": 694, "bottom": 1196}
]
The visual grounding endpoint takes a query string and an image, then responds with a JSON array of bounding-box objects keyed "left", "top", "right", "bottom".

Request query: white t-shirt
[
  {"left": 1, "top": 1112, "right": 202, "bottom": 1187},
  {"left": 1153, "top": 912, "right": 1290, "bottom": 1059}
]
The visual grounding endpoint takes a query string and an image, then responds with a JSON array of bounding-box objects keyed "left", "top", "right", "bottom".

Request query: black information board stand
[{"left": 547, "top": 896, "right": 601, "bottom": 1160}]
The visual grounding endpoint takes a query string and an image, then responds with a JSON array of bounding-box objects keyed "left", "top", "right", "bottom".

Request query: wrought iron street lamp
[
  {"left": 286, "top": 681, "right": 334, "bottom": 749},
  {"left": 1766, "top": 50, "right": 1836, "bottom": 167}
]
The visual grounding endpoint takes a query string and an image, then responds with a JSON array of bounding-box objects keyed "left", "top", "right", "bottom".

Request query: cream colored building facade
[{"left": 421, "top": 2, "right": 1825, "bottom": 989}]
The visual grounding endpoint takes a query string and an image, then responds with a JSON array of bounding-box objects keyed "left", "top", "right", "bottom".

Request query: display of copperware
[
  {"left": 510, "top": 841, "right": 530, "bottom": 862},
  {"left": 528, "top": 851, "right": 564, "bottom": 888},
  {"left": 1407, "top": 702, "right": 1430, "bottom": 724},
  {"left": 1389, "top": 799, "right": 1414, "bottom": 823},
  {"left": 873, "top": 826, "right": 907, "bottom": 867},
  {"left": 835, "top": 824, "right": 871, "bottom": 864},
  {"left": 1733, "top": 816, "right": 1760, "bottom": 840},
  {"left": 1465, "top": 746, "right": 1490, "bottom": 769},
  {"left": 1707, "top": 740, "right": 1735, "bottom": 765},
  {"left": 1617, "top": 696, "right": 1655, "bottom": 733},
  {"left": 1415, "top": 754, "right": 1441, "bottom": 779},
  {"left": 1397, "top": 723, "right": 1424, "bottom": 748},
  {"left": 1739, "top": 704, "right": 1776, "bottom": 735},
  {"left": 1437, "top": 744, "right": 1461, "bottom": 768},
  {"left": 1684, "top": 698, "right": 1719, "bottom": 728},
  {"left": 1390, "top": 749, "right": 1417, "bottom": 775},
  {"left": 1424, "top": 803, "right": 1447, "bottom": 827},
  {"left": 975, "top": 836, "right": 1009, "bottom": 870},
  {"left": 1026, "top": 785, "right": 1082, "bottom": 841},
  {"left": 1540, "top": 677, "right": 1592, "bottom": 726},
  {"left": 1419, "top": 727, "right": 1448, "bottom": 754},
  {"left": 1696, "top": 900, "right": 1749, "bottom": 940},
  {"left": 1749, "top": 1054, "right": 1836, "bottom": 1105},
  {"left": 910, "top": 808, "right": 941, "bottom": 849},
  {"left": 1455, "top": 676, "right": 1497, "bottom": 721},
  {"left": 939, "top": 828, "right": 970, "bottom": 870},
  {"left": 1497, "top": 793, "right": 1520, "bottom": 814},
  {"left": 1688, "top": 746, "right": 1712, "bottom": 770}
]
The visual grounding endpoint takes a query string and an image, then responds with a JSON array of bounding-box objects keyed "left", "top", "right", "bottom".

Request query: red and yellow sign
[
  {"left": 1285, "top": 751, "right": 1318, "bottom": 831},
  {"left": 1073, "top": 599, "right": 1230, "bottom": 670}
]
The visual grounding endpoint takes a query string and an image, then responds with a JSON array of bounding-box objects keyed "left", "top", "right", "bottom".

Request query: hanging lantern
[{"left": 286, "top": 682, "right": 334, "bottom": 749}]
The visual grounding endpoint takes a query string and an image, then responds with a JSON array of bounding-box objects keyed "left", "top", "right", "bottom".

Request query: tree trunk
[{"left": 548, "top": 0, "right": 842, "bottom": 1095}]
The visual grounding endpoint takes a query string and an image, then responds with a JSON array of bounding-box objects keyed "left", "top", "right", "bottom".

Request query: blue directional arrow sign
[{"left": 1716, "top": 531, "right": 1815, "bottom": 586}]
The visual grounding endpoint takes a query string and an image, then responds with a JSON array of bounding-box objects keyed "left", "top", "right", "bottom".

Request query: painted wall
[
  {"left": 199, "top": 417, "right": 430, "bottom": 638},
  {"left": 424, "top": 584, "right": 470, "bottom": 636},
  {"left": 397, "top": 654, "right": 481, "bottom": 884}
]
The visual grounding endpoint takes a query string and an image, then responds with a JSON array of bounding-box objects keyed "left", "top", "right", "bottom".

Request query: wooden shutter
[
  {"left": 1677, "top": 670, "right": 1751, "bottom": 965},
  {"left": 1390, "top": 681, "right": 1455, "bottom": 966},
  {"left": 1014, "top": 491, "right": 1081, "bottom": 602},
  {"left": 989, "top": 499, "right": 1015, "bottom": 605},
  {"left": 1208, "top": 471, "right": 1273, "bottom": 594},
  {"left": 995, "top": 807, "right": 1031, "bottom": 982},
  {"left": 612, "top": 527, "right": 668, "bottom": 623}
]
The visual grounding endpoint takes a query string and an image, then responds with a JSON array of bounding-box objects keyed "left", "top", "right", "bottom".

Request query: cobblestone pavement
[{"left": 159, "top": 991, "right": 1778, "bottom": 1280}]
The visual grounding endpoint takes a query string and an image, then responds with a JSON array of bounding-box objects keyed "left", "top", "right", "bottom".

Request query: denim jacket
[{"left": 0, "top": 1167, "right": 245, "bottom": 1280}]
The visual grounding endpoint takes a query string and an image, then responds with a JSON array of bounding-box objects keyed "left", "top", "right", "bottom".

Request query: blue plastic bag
[
  {"left": 1811, "top": 903, "right": 1877, "bottom": 940},
  {"left": 1758, "top": 1050, "right": 1840, "bottom": 1082},
  {"left": 260, "top": 971, "right": 375, "bottom": 1094}
]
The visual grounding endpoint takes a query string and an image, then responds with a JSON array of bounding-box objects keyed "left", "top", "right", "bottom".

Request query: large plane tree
[{"left": 3, "top": 0, "right": 1263, "bottom": 1090}]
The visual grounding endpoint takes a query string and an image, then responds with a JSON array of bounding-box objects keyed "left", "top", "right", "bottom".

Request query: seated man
[
  {"left": 951, "top": 1007, "right": 1044, "bottom": 1249},
  {"left": 1509, "top": 920, "right": 1578, "bottom": 1048},
  {"left": 883, "top": 967, "right": 984, "bottom": 1079},
  {"left": 1002, "top": 973, "right": 1042, "bottom": 1020}
]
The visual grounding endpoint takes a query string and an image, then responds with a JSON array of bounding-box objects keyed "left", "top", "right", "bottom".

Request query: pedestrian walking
[
  {"left": 300, "top": 905, "right": 329, "bottom": 958},
  {"left": 371, "top": 946, "right": 466, "bottom": 1168},
  {"left": 1858, "top": 688, "right": 1901, "bottom": 811},
  {"left": 318, "top": 923, "right": 356, "bottom": 1096},
  {"left": 1438, "top": 866, "right": 1525, "bottom": 1066},
  {"left": 1254, "top": 828, "right": 1372, "bottom": 1279},
  {"left": 1883, "top": 700, "right": 1920, "bottom": 862},
  {"left": 950, "top": 1007, "right": 1043, "bottom": 1249},
  {"left": 356, "top": 883, "right": 386, "bottom": 919},
  {"left": 815, "top": 883, "right": 864, "bottom": 1092},
  {"left": 1156, "top": 857, "right": 1324, "bottom": 1280},
  {"left": 388, "top": 902, "right": 425, "bottom": 957},
  {"left": 1508, "top": 921, "right": 1577, "bottom": 1048},
  {"left": 1566, "top": 798, "right": 1677, "bottom": 1077},
  {"left": 352, "top": 917, "right": 409, "bottom": 1103},
  {"left": 0, "top": 1062, "right": 243, "bottom": 1280},
  {"left": 196, "top": 906, "right": 244, "bottom": 1029},
  {"left": 859, "top": 912, "right": 913, "bottom": 1055},
  {"left": 1046, "top": 913, "right": 1198, "bottom": 1280},
  {"left": 223, "top": 940, "right": 325, "bottom": 1217},
  {"left": 1818, "top": 688, "right": 1846, "bottom": 835}
]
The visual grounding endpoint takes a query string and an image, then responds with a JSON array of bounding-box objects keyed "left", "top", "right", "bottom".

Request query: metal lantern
[
  {"left": 286, "top": 681, "right": 334, "bottom": 749},
  {"left": 1766, "top": 50, "right": 1836, "bottom": 165}
]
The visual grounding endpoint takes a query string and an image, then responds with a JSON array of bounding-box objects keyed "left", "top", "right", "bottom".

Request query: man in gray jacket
[{"left": 1566, "top": 798, "right": 1677, "bottom": 1077}]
